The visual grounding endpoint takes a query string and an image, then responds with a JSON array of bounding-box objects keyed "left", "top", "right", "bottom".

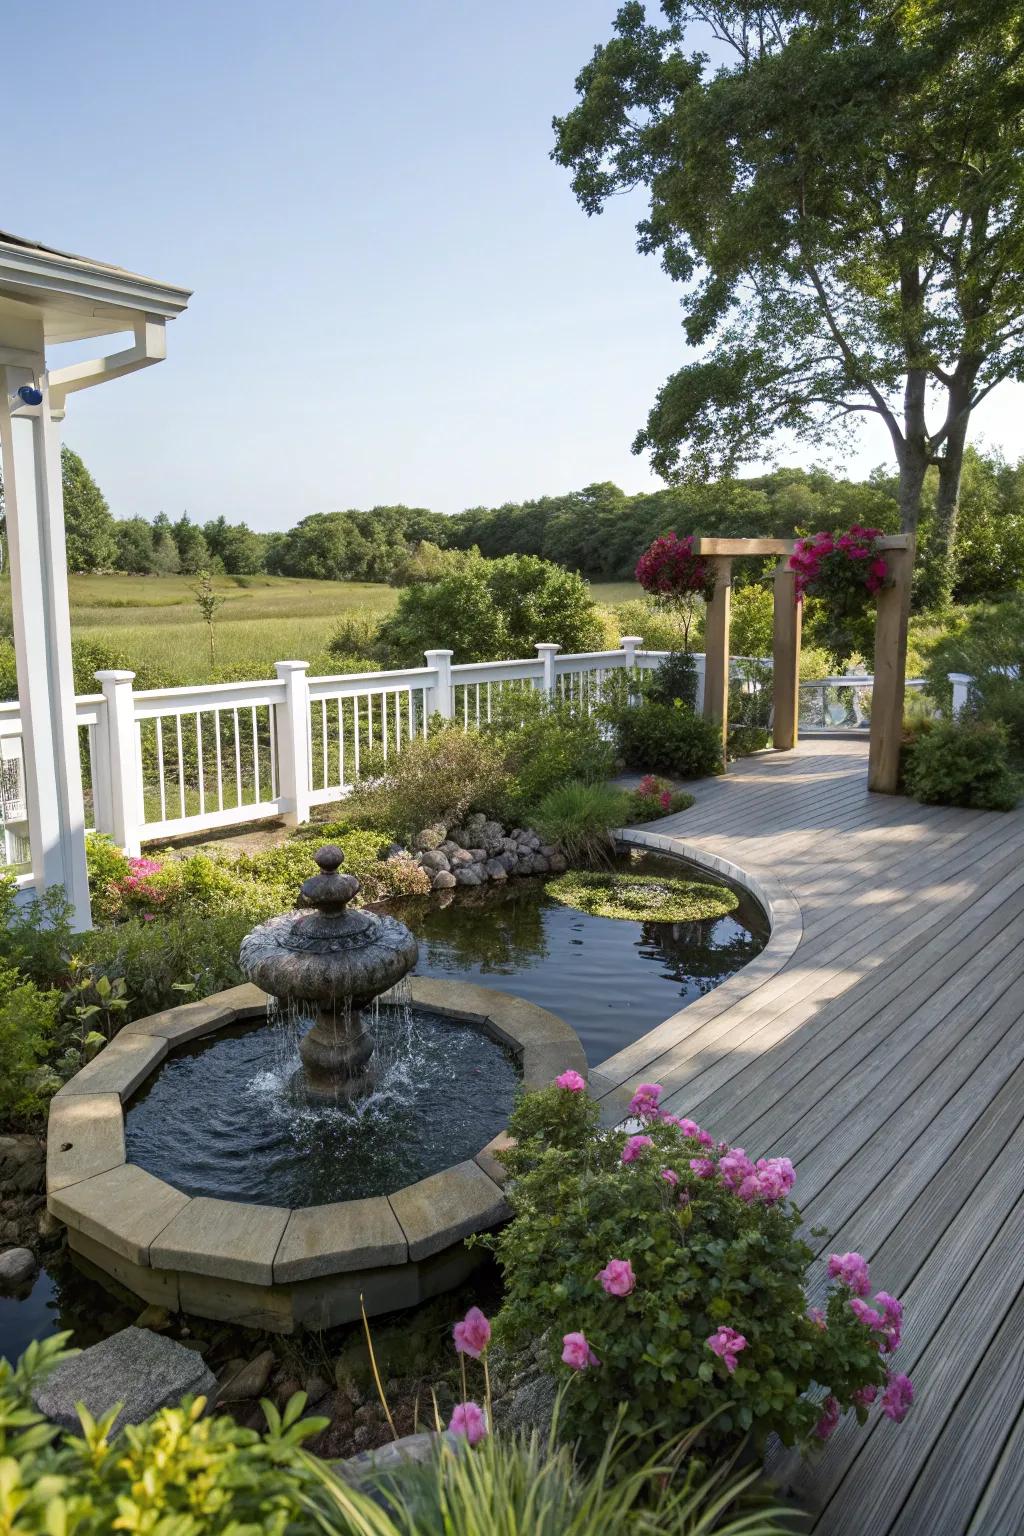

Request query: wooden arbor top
[{"left": 692, "top": 535, "right": 914, "bottom": 794}]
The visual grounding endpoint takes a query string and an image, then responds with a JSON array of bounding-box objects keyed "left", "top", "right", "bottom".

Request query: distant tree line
[{"left": 53, "top": 445, "right": 1024, "bottom": 607}]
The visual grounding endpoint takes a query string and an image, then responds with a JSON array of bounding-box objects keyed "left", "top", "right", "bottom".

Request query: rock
[
  {"left": 501, "top": 837, "right": 519, "bottom": 855},
  {"left": 467, "top": 847, "right": 487, "bottom": 862},
  {"left": 450, "top": 849, "right": 474, "bottom": 867},
  {"left": 531, "top": 855, "right": 550, "bottom": 875},
  {"left": 454, "top": 866, "right": 483, "bottom": 887},
  {"left": 480, "top": 821, "right": 505, "bottom": 853},
  {"left": 303, "top": 1372, "right": 331, "bottom": 1407},
  {"left": 539, "top": 845, "right": 559, "bottom": 859},
  {"left": 484, "top": 859, "right": 508, "bottom": 881},
  {"left": 420, "top": 849, "right": 450, "bottom": 873},
  {"left": 548, "top": 853, "right": 568, "bottom": 874},
  {"left": 37, "top": 1208, "right": 63, "bottom": 1241},
  {"left": 431, "top": 870, "right": 457, "bottom": 890},
  {"left": 466, "top": 812, "right": 486, "bottom": 830},
  {"left": 217, "top": 1348, "right": 276, "bottom": 1403},
  {"left": 496, "top": 851, "right": 517, "bottom": 873},
  {"left": 499, "top": 1373, "right": 557, "bottom": 1436},
  {"left": 133, "top": 1304, "right": 171, "bottom": 1332},
  {"left": 522, "top": 832, "right": 541, "bottom": 851},
  {"left": 0, "top": 1247, "right": 35, "bottom": 1289},
  {"left": 412, "top": 827, "right": 445, "bottom": 852},
  {"left": 336, "top": 1429, "right": 461, "bottom": 1491},
  {"left": 382, "top": 843, "right": 406, "bottom": 861},
  {"left": 275, "top": 1375, "right": 303, "bottom": 1408},
  {"left": 515, "top": 856, "right": 536, "bottom": 877},
  {"left": 33, "top": 1328, "right": 216, "bottom": 1436}
]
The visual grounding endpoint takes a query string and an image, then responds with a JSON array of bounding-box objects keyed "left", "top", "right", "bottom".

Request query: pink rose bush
[{"left": 494, "top": 1079, "right": 913, "bottom": 1459}]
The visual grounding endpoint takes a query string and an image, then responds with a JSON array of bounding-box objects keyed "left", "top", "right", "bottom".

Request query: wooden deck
[{"left": 599, "top": 737, "right": 1024, "bottom": 1536}]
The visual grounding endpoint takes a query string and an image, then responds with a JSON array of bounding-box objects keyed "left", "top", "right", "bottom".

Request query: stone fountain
[{"left": 239, "top": 845, "right": 419, "bottom": 1099}]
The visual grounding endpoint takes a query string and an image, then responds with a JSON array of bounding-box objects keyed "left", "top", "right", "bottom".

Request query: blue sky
[{"left": 6, "top": 1, "right": 1021, "bottom": 529}]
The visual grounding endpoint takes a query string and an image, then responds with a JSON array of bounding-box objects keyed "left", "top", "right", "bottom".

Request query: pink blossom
[
  {"left": 881, "top": 1372, "right": 913, "bottom": 1423},
  {"left": 696, "top": 1129, "right": 715, "bottom": 1148},
  {"left": 852, "top": 1384, "right": 878, "bottom": 1408},
  {"left": 660, "top": 1167, "right": 679, "bottom": 1187},
  {"left": 828, "top": 1252, "right": 871, "bottom": 1296},
  {"left": 719, "top": 1147, "right": 755, "bottom": 1192},
  {"left": 449, "top": 1401, "right": 488, "bottom": 1445},
  {"left": 874, "top": 1292, "right": 903, "bottom": 1353},
  {"left": 453, "top": 1306, "right": 491, "bottom": 1358},
  {"left": 850, "top": 1298, "right": 882, "bottom": 1330},
  {"left": 706, "top": 1326, "right": 748, "bottom": 1374},
  {"left": 142, "top": 912, "right": 156, "bottom": 922},
  {"left": 689, "top": 1157, "right": 716, "bottom": 1178},
  {"left": 562, "top": 1331, "right": 600, "bottom": 1370},
  {"left": 628, "top": 1083, "right": 663, "bottom": 1119},
  {"left": 621, "top": 1134, "right": 654, "bottom": 1164},
  {"left": 814, "top": 1396, "right": 841, "bottom": 1440},
  {"left": 662, "top": 1113, "right": 700, "bottom": 1137},
  {"left": 678, "top": 1189, "right": 691, "bottom": 1207},
  {"left": 659, "top": 790, "right": 672, "bottom": 811},
  {"left": 597, "top": 1258, "right": 636, "bottom": 1296},
  {"left": 807, "top": 1307, "right": 827, "bottom": 1330},
  {"left": 638, "top": 775, "right": 658, "bottom": 796},
  {"left": 555, "top": 1069, "right": 586, "bottom": 1092}
]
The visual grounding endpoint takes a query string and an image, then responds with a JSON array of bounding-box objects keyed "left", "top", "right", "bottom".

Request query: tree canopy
[
  {"left": 553, "top": 0, "right": 1024, "bottom": 599},
  {"left": 61, "top": 447, "right": 117, "bottom": 572}
]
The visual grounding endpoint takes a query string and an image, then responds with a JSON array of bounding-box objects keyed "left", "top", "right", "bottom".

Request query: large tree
[
  {"left": 553, "top": 0, "right": 1024, "bottom": 601},
  {"left": 61, "top": 447, "right": 117, "bottom": 571}
]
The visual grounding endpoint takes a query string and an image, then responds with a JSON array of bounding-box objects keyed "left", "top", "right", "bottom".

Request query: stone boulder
[
  {"left": 467, "top": 847, "right": 487, "bottom": 863},
  {"left": 431, "top": 870, "right": 456, "bottom": 890},
  {"left": 32, "top": 1328, "right": 216, "bottom": 1437},
  {"left": 548, "top": 853, "right": 568, "bottom": 874},
  {"left": 412, "top": 825, "right": 446, "bottom": 853},
  {"left": 531, "top": 854, "right": 550, "bottom": 875},
  {"left": 454, "top": 866, "right": 483, "bottom": 887},
  {"left": 515, "top": 855, "right": 536, "bottom": 877},
  {"left": 216, "top": 1349, "right": 276, "bottom": 1403},
  {"left": 484, "top": 859, "right": 508, "bottom": 881},
  {"left": 479, "top": 820, "right": 505, "bottom": 853},
  {"left": 465, "top": 812, "right": 486, "bottom": 830},
  {"left": 420, "top": 850, "right": 450, "bottom": 873},
  {"left": 0, "top": 1247, "right": 36, "bottom": 1290},
  {"left": 450, "top": 849, "right": 474, "bottom": 867}
]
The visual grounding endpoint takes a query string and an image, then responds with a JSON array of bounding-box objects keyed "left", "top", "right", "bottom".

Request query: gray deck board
[{"left": 607, "top": 737, "right": 1024, "bottom": 1536}]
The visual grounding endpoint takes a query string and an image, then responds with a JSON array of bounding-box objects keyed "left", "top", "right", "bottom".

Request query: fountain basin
[{"left": 45, "top": 978, "right": 585, "bottom": 1333}]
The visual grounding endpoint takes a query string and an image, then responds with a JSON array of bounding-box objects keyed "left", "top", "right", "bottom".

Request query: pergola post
[
  {"left": 702, "top": 556, "right": 733, "bottom": 760},
  {"left": 772, "top": 559, "right": 801, "bottom": 750},
  {"left": 0, "top": 356, "right": 91, "bottom": 926},
  {"left": 868, "top": 536, "right": 915, "bottom": 794}
]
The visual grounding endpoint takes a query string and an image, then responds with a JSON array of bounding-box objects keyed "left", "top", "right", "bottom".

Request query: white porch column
[
  {"left": 620, "top": 635, "right": 643, "bottom": 668},
  {"left": 0, "top": 356, "right": 91, "bottom": 927}
]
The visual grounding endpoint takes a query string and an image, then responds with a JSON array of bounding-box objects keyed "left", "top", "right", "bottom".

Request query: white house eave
[{"left": 0, "top": 239, "right": 191, "bottom": 337}]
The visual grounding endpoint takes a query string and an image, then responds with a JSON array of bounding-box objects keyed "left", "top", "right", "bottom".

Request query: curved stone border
[
  {"left": 587, "top": 828, "right": 803, "bottom": 1112},
  {"left": 46, "top": 979, "right": 585, "bottom": 1333}
]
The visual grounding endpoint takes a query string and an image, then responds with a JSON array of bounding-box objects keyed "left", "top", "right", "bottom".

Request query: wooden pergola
[{"left": 693, "top": 535, "right": 915, "bottom": 793}]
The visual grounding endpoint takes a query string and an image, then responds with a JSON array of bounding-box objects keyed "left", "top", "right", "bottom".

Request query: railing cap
[{"left": 94, "top": 669, "right": 135, "bottom": 683}]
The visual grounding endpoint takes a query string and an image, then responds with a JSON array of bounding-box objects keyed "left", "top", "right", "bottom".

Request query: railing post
[
  {"left": 693, "top": 653, "right": 707, "bottom": 713},
  {"left": 274, "top": 661, "right": 311, "bottom": 827},
  {"left": 619, "top": 635, "right": 642, "bottom": 669},
  {"left": 95, "top": 670, "right": 141, "bottom": 857},
  {"left": 536, "top": 643, "right": 560, "bottom": 695},
  {"left": 949, "top": 673, "right": 973, "bottom": 718},
  {"left": 423, "top": 649, "right": 454, "bottom": 719}
]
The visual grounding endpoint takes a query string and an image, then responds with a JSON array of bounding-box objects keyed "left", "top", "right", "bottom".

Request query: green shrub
[
  {"left": 0, "top": 875, "right": 75, "bottom": 988},
  {"left": 533, "top": 781, "right": 630, "bottom": 867},
  {"left": 344, "top": 725, "right": 513, "bottom": 838},
  {"left": 727, "top": 726, "right": 771, "bottom": 759},
  {"left": 646, "top": 651, "right": 699, "bottom": 710},
  {"left": 921, "top": 594, "right": 1024, "bottom": 761},
  {"left": 617, "top": 700, "right": 724, "bottom": 780},
  {"left": 494, "top": 1086, "right": 905, "bottom": 1460},
  {"left": 903, "top": 718, "right": 1020, "bottom": 811},
  {"left": 612, "top": 597, "right": 701, "bottom": 654},
  {"left": 76, "top": 910, "right": 253, "bottom": 1019},
  {"left": 0, "top": 1334, "right": 327, "bottom": 1534},
  {"left": 0, "top": 964, "right": 59, "bottom": 1123},
  {"left": 547, "top": 870, "right": 738, "bottom": 923},
  {"left": 488, "top": 691, "right": 615, "bottom": 819}
]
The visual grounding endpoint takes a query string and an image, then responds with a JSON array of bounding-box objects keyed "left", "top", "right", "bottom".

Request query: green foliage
[
  {"left": 613, "top": 597, "right": 702, "bottom": 653},
  {"left": 547, "top": 870, "right": 738, "bottom": 923},
  {"left": 0, "top": 1335, "right": 328, "bottom": 1535},
  {"left": 646, "top": 651, "right": 699, "bottom": 710},
  {"left": 903, "top": 719, "right": 1020, "bottom": 811},
  {"left": 0, "top": 874, "right": 75, "bottom": 987},
  {"left": 495, "top": 1088, "right": 892, "bottom": 1459},
  {"left": 728, "top": 586, "right": 774, "bottom": 660},
  {"left": 75, "top": 910, "right": 253, "bottom": 1019},
  {"left": 0, "top": 962, "right": 59, "bottom": 1122},
  {"left": 61, "top": 446, "right": 117, "bottom": 572},
  {"left": 616, "top": 701, "right": 724, "bottom": 780},
  {"left": 727, "top": 726, "right": 772, "bottom": 760},
  {"left": 488, "top": 691, "right": 615, "bottom": 820},
  {"left": 921, "top": 593, "right": 1024, "bottom": 761},
  {"left": 532, "top": 781, "right": 630, "bottom": 867},
  {"left": 625, "top": 776, "right": 695, "bottom": 823},
  {"left": 344, "top": 726, "right": 513, "bottom": 839}
]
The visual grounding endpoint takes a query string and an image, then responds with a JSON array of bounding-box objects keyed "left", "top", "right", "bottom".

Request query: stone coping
[
  {"left": 47, "top": 976, "right": 586, "bottom": 1320},
  {"left": 589, "top": 826, "right": 803, "bottom": 1111}
]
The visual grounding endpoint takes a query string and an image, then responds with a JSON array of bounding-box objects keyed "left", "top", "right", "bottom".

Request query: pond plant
[{"left": 547, "top": 870, "right": 737, "bottom": 924}]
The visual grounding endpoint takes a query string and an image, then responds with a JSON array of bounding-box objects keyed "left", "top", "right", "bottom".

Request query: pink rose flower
[
  {"left": 561, "top": 1331, "right": 600, "bottom": 1370},
  {"left": 850, "top": 1297, "right": 882, "bottom": 1329},
  {"left": 453, "top": 1306, "right": 491, "bottom": 1358},
  {"left": 874, "top": 1291, "right": 903, "bottom": 1353},
  {"left": 689, "top": 1157, "right": 716, "bottom": 1178},
  {"left": 664, "top": 1114, "right": 701, "bottom": 1137},
  {"left": 881, "top": 1372, "right": 913, "bottom": 1423},
  {"left": 449, "top": 1401, "right": 488, "bottom": 1445},
  {"left": 852, "top": 1384, "right": 878, "bottom": 1408},
  {"left": 706, "top": 1326, "right": 748, "bottom": 1374},
  {"left": 628, "top": 1083, "right": 663, "bottom": 1119},
  {"left": 828, "top": 1252, "right": 871, "bottom": 1296},
  {"left": 621, "top": 1134, "right": 654, "bottom": 1164},
  {"left": 719, "top": 1148, "right": 754, "bottom": 1192},
  {"left": 696, "top": 1129, "right": 714, "bottom": 1147},
  {"left": 597, "top": 1258, "right": 636, "bottom": 1296},
  {"left": 660, "top": 1167, "right": 679, "bottom": 1187},
  {"left": 814, "top": 1396, "right": 841, "bottom": 1440},
  {"left": 807, "top": 1307, "right": 827, "bottom": 1330},
  {"left": 555, "top": 1069, "right": 586, "bottom": 1092}
]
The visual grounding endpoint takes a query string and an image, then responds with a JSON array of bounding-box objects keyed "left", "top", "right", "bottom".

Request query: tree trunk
[
  {"left": 930, "top": 404, "right": 971, "bottom": 609},
  {"left": 895, "top": 365, "right": 930, "bottom": 534}
]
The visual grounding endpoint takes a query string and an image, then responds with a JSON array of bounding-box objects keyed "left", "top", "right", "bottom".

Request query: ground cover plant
[
  {"left": 532, "top": 782, "right": 631, "bottom": 868},
  {"left": 547, "top": 870, "right": 737, "bottom": 923},
  {"left": 494, "top": 1080, "right": 913, "bottom": 1460}
]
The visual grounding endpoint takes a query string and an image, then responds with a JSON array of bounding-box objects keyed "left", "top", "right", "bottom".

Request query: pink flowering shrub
[
  {"left": 626, "top": 775, "right": 696, "bottom": 824},
  {"left": 495, "top": 1082, "right": 911, "bottom": 1458},
  {"left": 788, "top": 525, "right": 889, "bottom": 605},
  {"left": 636, "top": 533, "right": 715, "bottom": 603}
]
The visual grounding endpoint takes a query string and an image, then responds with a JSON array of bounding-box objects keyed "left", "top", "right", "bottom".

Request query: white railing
[
  {"left": 950, "top": 667, "right": 1018, "bottom": 718},
  {"left": 799, "top": 675, "right": 928, "bottom": 732}
]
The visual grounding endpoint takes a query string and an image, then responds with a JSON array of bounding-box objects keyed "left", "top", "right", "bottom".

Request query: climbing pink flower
[
  {"left": 597, "top": 1258, "right": 635, "bottom": 1296},
  {"left": 453, "top": 1306, "right": 491, "bottom": 1358},
  {"left": 689, "top": 1157, "right": 716, "bottom": 1178},
  {"left": 555, "top": 1069, "right": 586, "bottom": 1092},
  {"left": 660, "top": 1167, "right": 679, "bottom": 1187},
  {"left": 852, "top": 1384, "right": 878, "bottom": 1408},
  {"left": 706, "top": 1326, "right": 748, "bottom": 1374},
  {"left": 628, "top": 1083, "right": 663, "bottom": 1119},
  {"left": 828, "top": 1252, "right": 871, "bottom": 1296},
  {"left": 621, "top": 1134, "right": 654, "bottom": 1163},
  {"left": 449, "top": 1401, "right": 488, "bottom": 1444},
  {"left": 814, "top": 1396, "right": 841, "bottom": 1440},
  {"left": 562, "top": 1331, "right": 600, "bottom": 1370},
  {"left": 881, "top": 1372, "right": 913, "bottom": 1423}
]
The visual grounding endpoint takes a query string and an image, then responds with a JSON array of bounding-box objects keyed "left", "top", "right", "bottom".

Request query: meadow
[{"left": 17, "top": 573, "right": 642, "bottom": 686}]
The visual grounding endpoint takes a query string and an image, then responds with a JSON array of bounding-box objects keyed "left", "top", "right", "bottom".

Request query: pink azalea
[
  {"left": 881, "top": 1372, "right": 913, "bottom": 1423},
  {"left": 449, "top": 1401, "right": 488, "bottom": 1445},
  {"left": 555, "top": 1069, "right": 586, "bottom": 1092},
  {"left": 874, "top": 1291, "right": 903, "bottom": 1353},
  {"left": 807, "top": 1307, "right": 827, "bottom": 1330},
  {"left": 719, "top": 1147, "right": 754, "bottom": 1192},
  {"left": 850, "top": 1297, "right": 882, "bottom": 1330},
  {"left": 852, "top": 1384, "right": 878, "bottom": 1408},
  {"left": 453, "top": 1306, "right": 491, "bottom": 1358},
  {"left": 597, "top": 1258, "right": 636, "bottom": 1296},
  {"left": 814, "top": 1396, "right": 841, "bottom": 1440},
  {"left": 621, "top": 1134, "right": 654, "bottom": 1164},
  {"left": 628, "top": 1083, "right": 663, "bottom": 1119},
  {"left": 696, "top": 1129, "right": 715, "bottom": 1148},
  {"left": 562, "top": 1331, "right": 600, "bottom": 1370},
  {"left": 828, "top": 1252, "right": 871, "bottom": 1297},
  {"left": 660, "top": 1167, "right": 679, "bottom": 1187},
  {"left": 706, "top": 1326, "right": 748, "bottom": 1374},
  {"left": 689, "top": 1157, "right": 716, "bottom": 1178}
]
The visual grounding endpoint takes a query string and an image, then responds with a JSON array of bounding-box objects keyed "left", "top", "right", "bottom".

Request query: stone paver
[
  {"left": 49, "top": 1163, "right": 190, "bottom": 1265},
  {"left": 150, "top": 1196, "right": 289, "bottom": 1285},
  {"left": 389, "top": 1161, "right": 509, "bottom": 1261},
  {"left": 275, "top": 1196, "right": 407, "bottom": 1282},
  {"left": 51, "top": 1034, "right": 168, "bottom": 1101},
  {"left": 33, "top": 1328, "right": 215, "bottom": 1435},
  {"left": 46, "top": 1093, "right": 125, "bottom": 1192},
  {"left": 121, "top": 983, "right": 268, "bottom": 1043}
]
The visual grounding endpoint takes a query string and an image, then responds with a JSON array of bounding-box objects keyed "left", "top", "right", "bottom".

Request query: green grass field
[{"left": 30, "top": 573, "right": 642, "bottom": 686}]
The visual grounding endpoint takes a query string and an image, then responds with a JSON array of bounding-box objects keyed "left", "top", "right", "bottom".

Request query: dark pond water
[{"left": 395, "top": 851, "right": 768, "bottom": 1068}]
